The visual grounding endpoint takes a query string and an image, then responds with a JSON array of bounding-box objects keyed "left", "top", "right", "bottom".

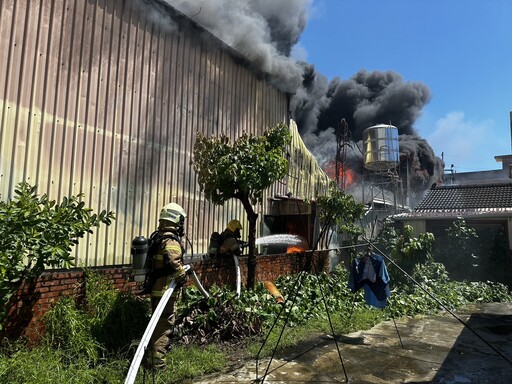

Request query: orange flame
[
  {"left": 287, "top": 245, "right": 305, "bottom": 254},
  {"left": 322, "top": 161, "right": 358, "bottom": 188}
]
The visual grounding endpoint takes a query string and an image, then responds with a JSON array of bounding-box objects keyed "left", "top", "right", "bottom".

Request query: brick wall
[
  {"left": 3, "top": 268, "right": 137, "bottom": 342},
  {"left": 2, "top": 251, "right": 329, "bottom": 342}
]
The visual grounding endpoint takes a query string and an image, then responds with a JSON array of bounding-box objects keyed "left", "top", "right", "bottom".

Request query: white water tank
[{"left": 363, "top": 124, "right": 399, "bottom": 170}]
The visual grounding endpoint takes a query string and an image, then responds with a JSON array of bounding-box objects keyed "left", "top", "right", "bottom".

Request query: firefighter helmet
[
  {"left": 159, "top": 203, "right": 186, "bottom": 226},
  {"left": 226, "top": 219, "right": 243, "bottom": 232}
]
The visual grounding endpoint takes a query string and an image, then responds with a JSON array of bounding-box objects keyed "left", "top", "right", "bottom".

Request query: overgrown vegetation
[
  {"left": 1, "top": 259, "right": 510, "bottom": 383},
  {"left": 0, "top": 271, "right": 227, "bottom": 383},
  {"left": 42, "top": 271, "right": 151, "bottom": 363},
  {"left": 0, "top": 182, "right": 114, "bottom": 330},
  {"left": 2, "top": 184, "right": 511, "bottom": 383}
]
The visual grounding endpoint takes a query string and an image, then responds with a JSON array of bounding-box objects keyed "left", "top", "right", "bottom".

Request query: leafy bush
[
  {"left": 176, "top": 267, "right": 361, "bottom": 345},
  {"left": 378, "top": 221, "right": 435, "bottom": 283},
  {"left": 412, "top": 258, "right": 451, "bottom": 286},
  {"left": 386, "top": 259, "right": 512, "bottom": 318},
  {"left": 275, "top": 267, "right": 357, "bottom": 326},
  {"left": 175, "top": 284, "right": 274, "bottom": 344},
  {"left": 0, "top": 182, "right": 115, "bottom": 329}
]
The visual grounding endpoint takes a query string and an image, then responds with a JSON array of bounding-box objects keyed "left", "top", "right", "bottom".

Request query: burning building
[
  {"left": 164, "top": 1, "right": 445, "bottom": 208},
  {"left": 0, "top": 0, "right": 448, "bottom": 262},
  {"left": 291, "top": 64, "right": 445, "bottom": 209}
]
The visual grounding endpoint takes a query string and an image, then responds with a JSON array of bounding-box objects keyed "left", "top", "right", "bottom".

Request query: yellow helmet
[
  {"left": 227, "top": 219, "right": 243, "bottom": 232},
  {"left": 159, "top": 203, "right": 186, "bottom": 226}
]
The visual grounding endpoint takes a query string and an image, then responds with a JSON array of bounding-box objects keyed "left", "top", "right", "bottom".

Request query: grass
[
  {"left": 0, "top": 343, "right": 226, "bottom": 384},
  {"left": 166, "top": 345, "right": 227, "bottom": 382},
  {"left": 0, "top": 306, "right": 388, "bottom": 384},
  {"left": 246, "top": 306, "right": 387, "bottom": 359},
  {"left": 0, "top": 344, "right": 123, "bottom": 383}
]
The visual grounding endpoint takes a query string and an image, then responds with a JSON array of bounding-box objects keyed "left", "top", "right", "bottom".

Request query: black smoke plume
[
  {"left": 291, "top": 64, "right": 444, "bottom": 204},
  {"left": 162, "top": 0, "right": 308, "bottom": 93},
  {"left": 161, "top": 0, "right": 444, "bottom": 204}
]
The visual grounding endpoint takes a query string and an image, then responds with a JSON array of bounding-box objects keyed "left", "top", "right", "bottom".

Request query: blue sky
[{"left": 293, "top": 0, "right": 512, "bottom": 172}]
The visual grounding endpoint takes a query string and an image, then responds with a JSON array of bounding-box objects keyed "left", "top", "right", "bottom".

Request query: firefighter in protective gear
[
  {"left": 145, "top": 203, "right": 188, "bottom": 370},
  {"left": 219, "top": 219, "right": 246, "bottom": 256}
]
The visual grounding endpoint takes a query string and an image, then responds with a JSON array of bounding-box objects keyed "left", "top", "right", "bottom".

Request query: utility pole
[{"left": 336, "top": 118, "right": 349, "bottom": 190}]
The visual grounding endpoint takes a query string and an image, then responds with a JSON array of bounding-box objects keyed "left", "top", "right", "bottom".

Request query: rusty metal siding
[{"left": 0, "top": 0, "right": 289, "bottom": 266}]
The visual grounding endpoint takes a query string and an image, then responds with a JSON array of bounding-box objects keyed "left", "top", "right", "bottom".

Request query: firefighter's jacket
[
  {"left": 150, "top": 230, "right": 186, "bottom": 297},
  {"left": 219, "top": 232, "right": 241, "bottom": 256}
]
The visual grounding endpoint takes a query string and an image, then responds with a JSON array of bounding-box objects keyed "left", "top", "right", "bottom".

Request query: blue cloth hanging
[{"left": 348, "top": 253, "right": 390, "bottom": 309}]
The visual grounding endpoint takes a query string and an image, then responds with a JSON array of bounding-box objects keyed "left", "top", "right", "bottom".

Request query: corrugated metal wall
[
  {"left": 288, "top": 120, "right": 330, "bottom": 200},
  {"left": 0, "top": 0, "right": 293, "bottom": 267}
]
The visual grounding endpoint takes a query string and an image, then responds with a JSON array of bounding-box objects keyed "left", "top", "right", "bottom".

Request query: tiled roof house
[
  {"left": 393, "top": 183, "right": 512, "bottom": 252},
  {"left": 390, "top": 126, "right": 512, "bottom": 285}
]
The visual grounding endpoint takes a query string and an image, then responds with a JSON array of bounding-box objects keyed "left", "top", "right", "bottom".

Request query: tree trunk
[
  {"left": 246, "top": 212, "right": 258, "bottom": 290},
  {"left": 238, "top": 195, "right": 258, "bottom": 290}
]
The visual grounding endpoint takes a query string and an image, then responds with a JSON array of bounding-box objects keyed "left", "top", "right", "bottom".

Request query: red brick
[
  {"left": 40, "top": 291, "right": 60, "bottom": 299},
  {"left": 40, "top": 280, "right": 59, "bottom": 287}
]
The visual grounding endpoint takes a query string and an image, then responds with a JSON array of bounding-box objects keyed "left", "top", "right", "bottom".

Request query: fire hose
[
  {"left": 233, "top": 254, "right": 241, "bottom": 297},
  {"left": 124, "top": 265, "right": 209, "bottom": 384},
  {"left": 263, "top": 281, "right": 284, "bottom": 304}
]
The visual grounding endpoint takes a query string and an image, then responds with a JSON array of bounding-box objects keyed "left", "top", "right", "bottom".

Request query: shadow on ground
[{"left": 428, "top": 306, "right": 512, "bottom": 384}]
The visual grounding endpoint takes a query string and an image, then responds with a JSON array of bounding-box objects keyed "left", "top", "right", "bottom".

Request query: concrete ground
[{"left": 192, "top": 302, "right": 512, "bottom": 384}]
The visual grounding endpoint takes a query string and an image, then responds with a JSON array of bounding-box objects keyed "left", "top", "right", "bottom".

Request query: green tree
[
  {"left": 0, "top": 182, "right": 115, "bottom": 330},
  {"left": 192, "top": 123, "right": 291, "bottom": 289},
  {"left": 378, "top": 221, "right": 435, "bottom": 283},
  {"left": 315, "top": 183, "right": 365, "bottom": 251}
]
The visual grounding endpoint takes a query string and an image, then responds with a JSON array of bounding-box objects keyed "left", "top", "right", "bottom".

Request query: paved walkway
[{"left": 193, "top": 302, "right": 512, "bottom": 383}]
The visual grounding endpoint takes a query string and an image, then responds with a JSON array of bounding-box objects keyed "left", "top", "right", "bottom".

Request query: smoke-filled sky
[
  {"left": 295, "top": 0, "right": 512, "bottom": 173},
  {"left": 162, "top": 0, "right": 511, "bottom": 192}
]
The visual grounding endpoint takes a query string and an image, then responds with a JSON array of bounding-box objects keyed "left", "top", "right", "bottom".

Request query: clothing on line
[{"left": 348, "top": 253, "right": 390, "bottom": 309}]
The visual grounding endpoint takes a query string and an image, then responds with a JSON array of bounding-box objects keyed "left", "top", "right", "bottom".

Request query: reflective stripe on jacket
[{"left": 151, "top": 231, "right": 185, "bottom": 297}]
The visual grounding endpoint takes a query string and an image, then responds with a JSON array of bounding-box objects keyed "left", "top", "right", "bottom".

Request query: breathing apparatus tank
[{"left": 131, "top": 236, "right": 149, "bottom": 282}]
